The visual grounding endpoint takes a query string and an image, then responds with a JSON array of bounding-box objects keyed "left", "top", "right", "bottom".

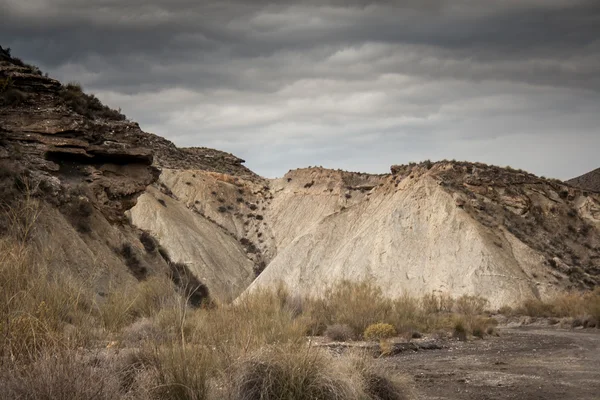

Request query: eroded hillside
[
  {"left": 2, "top": 45, "right": 599, "bottom": 307},
  {"left": 130, "top": 160, "right": 599, "bottom": 307}
]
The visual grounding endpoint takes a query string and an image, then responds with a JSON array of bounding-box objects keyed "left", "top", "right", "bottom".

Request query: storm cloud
[{"left": 2, "top": 0, "right": 599, "bottom": 178}]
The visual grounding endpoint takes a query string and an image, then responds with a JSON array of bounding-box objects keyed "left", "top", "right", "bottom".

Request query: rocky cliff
[{"left": 0, "top": 46, "right": 258, "bottom": 303}]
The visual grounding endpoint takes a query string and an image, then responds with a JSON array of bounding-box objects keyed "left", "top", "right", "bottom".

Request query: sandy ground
[{"left": 380, "top": 327, "right": 600, "bottom": 400}]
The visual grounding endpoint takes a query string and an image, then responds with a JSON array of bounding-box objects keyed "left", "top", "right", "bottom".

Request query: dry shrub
[
  {"left": 302, "top": 283, "right": 492, "bottom": 337},
  {"left": 451, "top": 315, "right": 496, "bottom": 340},
  {"left": 0, "top": 237, "right": 95, "bottom": 361},
  {"left": 191, "top": 287, "right": 307, "bottom": 369},
  {"left": 517, "top": 298, "right": 555, "bottom": 317},
  {"left": 100, "top": 275, "right": 178, "bottom": 332},
  {"left": 420, "top": 293, "right": 441, "bottom": 314},
  {"left": 324, "top": 324, "right": 356, "bottom": 342},
  {"left": 515, "top": 290, "right": 600, "bottom": 319},
  {"left": 140, "top": 231, "right": 157, "bottom": 252},
  {"left": 119, "top": 243, "right": 147, "bottom": 280},
  {"left": 438, "top": 293, "right": 455, "bottom": 313},
  {"left": 59, "top": 82, "right": 126, "bottom": 121},
  {"left": 498, "top": 305, "right": 513, "bottom": 315},
  {"left": 350, "top": 353, "right": 412, "bottom": 400},
  {"left": 551, "top": 292, "right": 586, "bottom": 317},
  {"left": 0, "top": 87, "right": 28, "bottom": 106},
  {"left": 452, "top": 319, "right": 467, "bottom": 341},
  {"left": 587, "top": 288, "right": 600, "bottom": 321},
  {"left": 455, "top": 295, "right": 488, "bottom": 315},
  {"left": 307, "top": 280, "right": 393, "bottom": 335},
  {"left": 145, "top": 343, "right": 214, "bottom": 400},
  {"left": 230, "top": 345, "right": 360, "bottom": 400},
  {"left": 0, "top": 350, "right": 120, "bottom": 400},
  {"left": 364, "top": 323, "right": 397, "bottom": 341},
  {"left": 389, "top": 295, "right": 421, "bottom": 333},
  {"left": 168, "top": 262, "right": 211, "bottom": 308}
]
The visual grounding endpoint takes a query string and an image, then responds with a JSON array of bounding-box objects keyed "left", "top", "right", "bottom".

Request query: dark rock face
[
  {"left": 0, "top": 46, "right": 159, "bottom": 222},
  {"left": 0, "top": 45, "right": 263, "bottom": 221}
]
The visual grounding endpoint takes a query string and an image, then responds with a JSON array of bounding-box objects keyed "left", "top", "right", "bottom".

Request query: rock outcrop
[{"left": 1, "top": 46, "right": 257, "bottom": 303}]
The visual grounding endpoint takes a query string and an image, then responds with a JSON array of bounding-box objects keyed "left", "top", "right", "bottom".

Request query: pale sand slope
[
  {"left": 128, "top": 184, "right": 256, "bottom": 303},
  {"left": 130, "top": 163, "right": 600, "bottom": 306},
  {"left": 250, "top": 173, "right": 554, "bottom": 308}
]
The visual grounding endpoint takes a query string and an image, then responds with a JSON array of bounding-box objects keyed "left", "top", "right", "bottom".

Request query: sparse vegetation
[
  {"left": 140, "top": 231, "right": 157, "bottom": 252},
  {"left": 324, "top": 323, "right": 356, "bottom": 342},
  {"left": 511, "top": 290, "right": 600, "bottom": 321},
  {"left": 59, "top": 82, "right": 126, "bottom": 121},
  {"left": 0, "top": 87, "right": 28, "bottom": 106},
  {"left": 119, "top": 243, "right": 147, "bottom": 280},
  {"left": 3, "top": 193, "right": 599, "bottom": 399},
  {"left": 64, "top": 194, "right": 94, "bottom": 233}
]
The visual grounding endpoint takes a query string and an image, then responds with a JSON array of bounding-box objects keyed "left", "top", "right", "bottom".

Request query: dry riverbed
[{"left": 377, "top": 326, "right": 600, "bottom": 400}]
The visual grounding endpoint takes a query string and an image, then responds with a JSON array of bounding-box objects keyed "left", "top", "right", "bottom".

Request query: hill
[
  {"left": 130, "top": 162, "right": 599, "bottom": 308},
  {"left": 2, "top": 46, "right": 599, "bottom": 308},
  {"left": 567, "top": 167, "right": 600, "bottom": 193}
]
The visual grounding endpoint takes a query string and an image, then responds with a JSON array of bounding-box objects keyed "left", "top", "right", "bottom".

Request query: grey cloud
[{"left": 1, "top": 0, "right": 599, "bottom": 178}]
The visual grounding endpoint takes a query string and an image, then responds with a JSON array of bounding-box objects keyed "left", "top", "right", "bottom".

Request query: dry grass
[
  {"left": 0, "top": 196, "right": 521, "bottom": 399},
  {"left": 512, "top": 290, "right": 600, "bottom": 320},
  {"left": 229, "top": 344, "right": 411, "bottom": 400},
  {"left": 0, "top": 350, "right": 121, "bottom": 400},
  {"left": 298, "top": 282, "right": 497, "bottom": 339},
  {"left": 99, "top": 276, "right": 178, "bottom": 333},
  {"left": 0, "top": 229, "right": 96, "bottom": 361},
  {"left": 324, "top": 324, "right": 356, "bottom": 342},
  {"left": 144, "top": 343, "right": 214, "bottom": 400},
  {"left": 230, "top": 344, "right": 359, "bottom": 400},
  {"left": 304, "top": 280, "right": 393, "bottom": 336}
]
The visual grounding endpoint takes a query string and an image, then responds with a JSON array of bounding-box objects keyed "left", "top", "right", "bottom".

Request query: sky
[{"left": 2, "top": 0, "right": 599, "bottom": 179}]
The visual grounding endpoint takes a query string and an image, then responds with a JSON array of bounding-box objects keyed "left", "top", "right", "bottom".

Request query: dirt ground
[{"left": 381, "top": 327, "right": 600, "bottom": 400}]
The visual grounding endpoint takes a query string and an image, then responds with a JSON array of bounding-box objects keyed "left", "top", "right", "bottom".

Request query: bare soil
[{"left": 381, "top": 327, "right": 600, "bottom": 400}]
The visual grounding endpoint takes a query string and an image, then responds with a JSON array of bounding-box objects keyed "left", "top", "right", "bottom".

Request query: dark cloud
[{"left": 2, "top": 0, "right": 599, "bottom": 178}]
